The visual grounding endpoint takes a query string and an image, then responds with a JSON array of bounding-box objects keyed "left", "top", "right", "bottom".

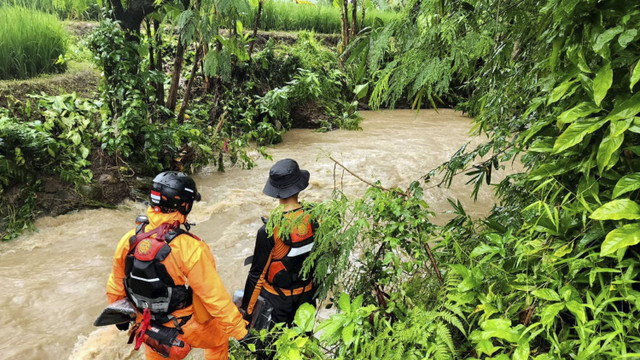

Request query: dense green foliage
[
  {"left": 1, "top": 4, "right": 361, "bottom": 239},
  {"left": 0, "top": 6, "right": 68, "bottom": 80},
  {"left": 230, "top": 0, "right": 640, "bottom": 359},
  {"left": 241, "top": 2, "right": 399, "bottom": 34},
  {"left": 0, "top": 94, "right": 98, "bottom": 239}
]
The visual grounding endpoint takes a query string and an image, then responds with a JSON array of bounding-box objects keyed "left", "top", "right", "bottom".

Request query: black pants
[{"left": 256, "top": 288, "right": 316, "bottom": 359}]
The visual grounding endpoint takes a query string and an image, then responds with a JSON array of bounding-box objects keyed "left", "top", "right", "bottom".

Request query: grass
[
  {"left": 0, "top": 0, "right": 100, "bottom": 20},
  {"left": 0, "top": 6, "right": 68, "bottom": 80},
  {"left": 242, "top": 2, "right": 400, "bottom": 34}
]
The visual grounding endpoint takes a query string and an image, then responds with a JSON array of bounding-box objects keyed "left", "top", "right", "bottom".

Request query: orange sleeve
[
  {"left": 181, "top": 240, "right": 248, "bottom": 340},
  {"left": 106, "top": 230, "right": 134, "bottom": 304}
]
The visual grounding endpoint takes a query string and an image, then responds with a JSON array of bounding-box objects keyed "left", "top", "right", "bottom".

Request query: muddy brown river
[{"left": 0, "top": 110, "right": 511, "bottom": 359}]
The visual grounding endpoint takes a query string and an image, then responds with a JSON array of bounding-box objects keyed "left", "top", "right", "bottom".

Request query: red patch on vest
[{"left": 135, "top": 237, "right": 165, "bottom": 261}]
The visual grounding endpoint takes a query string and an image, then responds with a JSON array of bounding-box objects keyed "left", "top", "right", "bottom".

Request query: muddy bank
[{"left": 0, "top": 64, "right": 100, "bottom": 108}]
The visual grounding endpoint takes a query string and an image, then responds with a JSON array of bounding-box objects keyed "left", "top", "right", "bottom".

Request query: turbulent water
[{"left": 0, "top": 110, "right": 514, "bottom": 360}]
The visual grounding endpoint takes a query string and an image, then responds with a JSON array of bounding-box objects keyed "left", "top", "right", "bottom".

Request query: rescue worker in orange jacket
[
  {"left": 241, "top": 159, "right": 318, "bottom": 358},
  {"left": 106, "top": 171, "right": 248, "bottom": 360}
]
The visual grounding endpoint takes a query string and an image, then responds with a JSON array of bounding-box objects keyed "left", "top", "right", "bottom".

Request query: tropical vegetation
[{"left": 2, "top": 0, "right": 640, "bottom": 358}]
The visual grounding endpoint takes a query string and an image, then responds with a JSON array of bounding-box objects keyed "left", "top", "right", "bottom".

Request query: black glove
[{"left": 116, "top": 322, "right": 130, "bottom": 331}]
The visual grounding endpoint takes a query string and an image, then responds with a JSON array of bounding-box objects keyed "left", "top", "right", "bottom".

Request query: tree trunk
[
  {"left": 360, "top": 0, "right": 366, "bottom": 31},
  {"left": 248, "top": 0, "right": 263, "bottom": 58},
  {"left": 341, "top": 0, "right": 350, "bottom": 49},
  {"left": 178, "top": 46, "right": 203, "bottom": 123},
  {"left": 154, "top": 20, "right": 165, "bottom": 107},
  {"left": 167, "top": 40, "right": 186, "bottom": 113},
  {"left": 146, "top": 20, "right": 155, "bottom": 72},
  {"left": 201, "top": 43, "right": 210, "bottom": 97},
  {"left": 350, "top": 0, "right": 358, "bottom": 39}
]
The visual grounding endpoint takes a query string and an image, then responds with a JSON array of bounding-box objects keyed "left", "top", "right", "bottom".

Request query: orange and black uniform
[
  {"left": 241, "top": 208, "right": 317, "bottom": 326},
  {"left": 107, "top": 207, "right": 248, "bottom": 360}
]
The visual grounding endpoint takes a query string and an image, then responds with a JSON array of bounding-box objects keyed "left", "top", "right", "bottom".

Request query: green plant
[{"left": 0, "top": 6, "right": 68, "bottom": 80}]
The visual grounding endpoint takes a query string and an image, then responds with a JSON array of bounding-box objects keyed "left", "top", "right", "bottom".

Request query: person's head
[
  {"left": 262, "top": 159, "right": 309, "bottom": 204},
  {"left": 150, "top": 171, "right": 201, "bottom": 215}
]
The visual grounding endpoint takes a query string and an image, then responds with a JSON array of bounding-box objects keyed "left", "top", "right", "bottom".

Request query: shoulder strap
[
  {"left": 165, "top": 228, "right": 186, "bottom": 243},
  {"left": 165, "top": 228, "right": 202, "bottom": 243}
]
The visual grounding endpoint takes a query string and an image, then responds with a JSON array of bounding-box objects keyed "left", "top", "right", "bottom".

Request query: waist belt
[{"left": 263, "top": 282, "right": 313, "bottom": 297}]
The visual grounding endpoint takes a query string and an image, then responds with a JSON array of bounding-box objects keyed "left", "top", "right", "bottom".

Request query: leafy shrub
[
  {"left": 0, "top": 6, "right": 68, "bottom": 80},
  {"left": 0, "top": 93, "right": 98, "bottom": 240},
  {"left": 241, "top": 2, "right": 399, "bottom": 34},
  {"left": 254, "top": 33, "right": 361, "bottom": 134}
]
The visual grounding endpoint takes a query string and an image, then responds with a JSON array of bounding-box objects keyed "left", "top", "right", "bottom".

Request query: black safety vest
[
  {"left": 265, "top": 213, "right": 315, "bottom": 290},
  {"left": 123, "top": 220, "right": 193, "bottom": 324}
]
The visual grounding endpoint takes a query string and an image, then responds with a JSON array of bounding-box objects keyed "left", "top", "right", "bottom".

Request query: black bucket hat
[{"left": 263, "top": 159, "right": 310, "bottom": 199}]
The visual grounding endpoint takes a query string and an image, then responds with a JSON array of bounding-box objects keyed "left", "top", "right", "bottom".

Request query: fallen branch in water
[{"left": 328, "top": 156, "right": 409, "bottom": 197}]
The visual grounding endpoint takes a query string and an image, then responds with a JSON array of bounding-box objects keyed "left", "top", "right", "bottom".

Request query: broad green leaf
[
  {"left": 591, "top": 199, "right": 640, "bottom": 220},
  {"left": 351, "top": 294, "right": 363, "bottom": 312},
  {"left": 480, "top": 318, "right": 519, "bottom": 342},
  {"left": 618, "top": 29, "right": 638, "bottom": 48},
  {"left": 605, "top": 92, "right": 640, "bottom": 122},
  {"left": 600, "top": 223, "right": 640, "bottom": 256},
  {"left": 338, "top": 293, "right": 351, "bottom": 312},
  {"left": 287, "top": 348, "right": 301, "bottom": 360},
  {"left": 553, "top": 117, "right": 607, "bottom": 153},
  {"left": 632, "top": 61, "right": 640, "bottom": 92},
  {"left": 470, "top": 244, "right": 498, "bottom": 258},
  {"left": 565, "top": 300, "right": 586, "bottom": 323},
  {"left": 540, "top": 303, "right": 564, "bottom": 327},
  {"left": 354, "top": 84, "right": 369, "bottom": 100},
  {"left": 80, "top": 146, "right": 89, "bottom": 159},
  {"left": 513, "top": 342, "right": 530, "bottom": 360},
  {"left": 294, "top": 303, "right": 316, "bottom": 332},
  {"left": 341, "top": 323, "right": 354, "bottom": 345},
  {"left": 596, "top": 132, "right": 623, "bottom": 173},
  {"left": 548, "top": 79, "right": 577, "bottom": 105},
  {"left": 610, "top": 118, "right": 633, "bottom": 137},
  {"left": 317, "top": 314, "right": 346, "bottom": 344},
  {"left": 593, "top": 26, "right": 624, "bottom": 55},
  {"left": 557, "top": 102, "right": 601, "bottom": 125},
  {"left": 475, "top": 340, "right": 498, "bottom": 356},
  {"left": 553, "top": 242, "right": 573, "bottom": 258},
  {"left": 593, "top": 63, "right": 613, "bottom": 106},
  {"left": 613, "top": 173, "right": 640, "bottom": 198},
  {"left": 567, "top": 46, "right": 591, "bottom": 73},
  {"left": 532, "top": 288, "right": 561, "bottom": 302}
]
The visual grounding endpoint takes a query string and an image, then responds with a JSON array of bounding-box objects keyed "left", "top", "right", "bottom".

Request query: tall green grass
[
  {"left": 0, "top": 0, "right": 100, "bottom": 20},
  {"left": 0, "top": 6, "right": 68, "bottom": 80},
  {"left": 241, "top": 2, "right": 399, "bottom": 34}
]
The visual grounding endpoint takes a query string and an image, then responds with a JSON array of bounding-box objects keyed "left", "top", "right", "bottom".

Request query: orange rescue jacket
[{"left": 106, "top": 207, "right": 248, "bottom": 340}]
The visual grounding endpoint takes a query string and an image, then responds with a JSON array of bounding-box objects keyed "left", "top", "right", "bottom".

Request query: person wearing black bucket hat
[
  {"left": 240, "top": 159, "right": 317, "bottom": 359},
  {"left": 262, "top": 159, "right": 310, "bottom": 199}
]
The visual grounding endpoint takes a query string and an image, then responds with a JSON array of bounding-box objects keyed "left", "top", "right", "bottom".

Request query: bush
[
  {"left": 241, "top": 2, "right": 399, "bottom": 34},
  {"left": 0, "top": 6, "right": 68, "bottom": 80}
]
